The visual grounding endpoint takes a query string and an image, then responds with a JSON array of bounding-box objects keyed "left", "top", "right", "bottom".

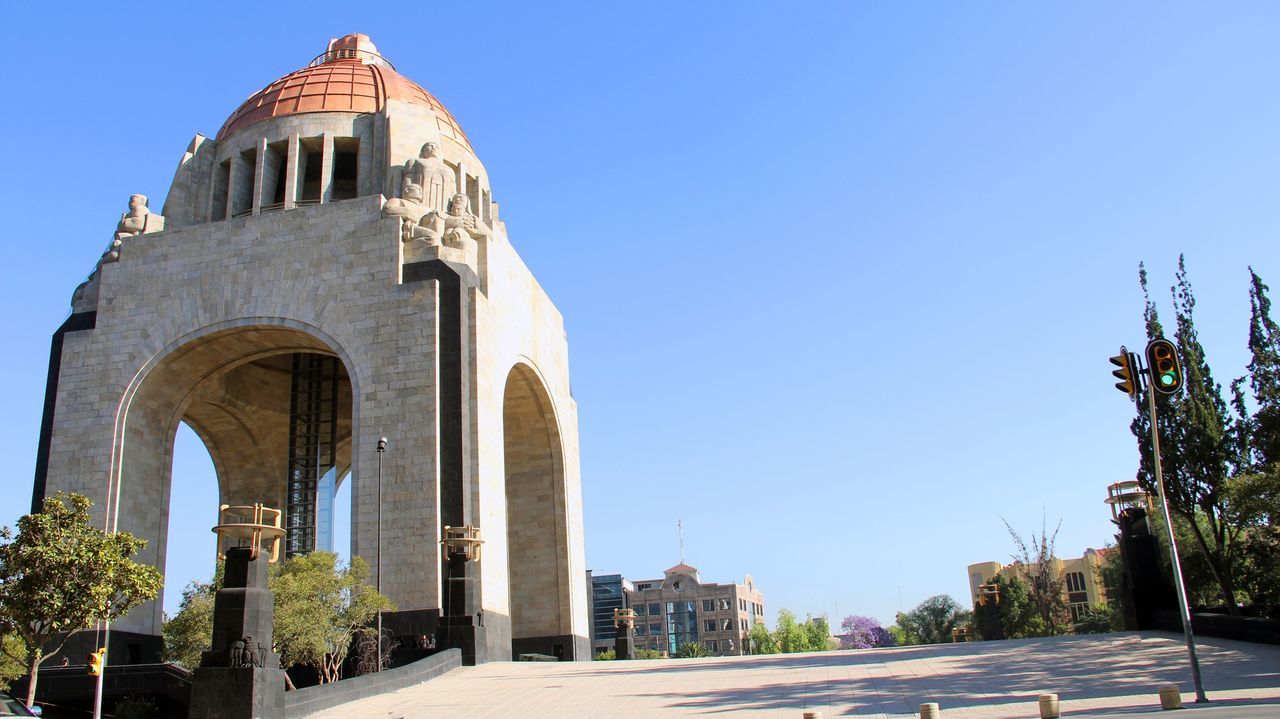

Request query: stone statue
[
  {"left": 228, "top": 636, "right": 263, "bottom": 668},
  {"left": 115, "top": 194, "right": 163, "bottom": 241},
  {"left": 103, "top": 194, "right": 165, "bottom": 264},
  {"left": 383, "top": 180, "right": 443, "bottom": 245},
  {"left": 406, "top": 142, "right": 455, "bottom": 212},
  {"left": 441, "top": 193, "right": 491, "bottom": 248},
  {"left": 228, "top": 638, "right": 246, "bottom": 667}
]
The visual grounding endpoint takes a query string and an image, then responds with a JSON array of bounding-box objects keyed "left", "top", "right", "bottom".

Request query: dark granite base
[{"left": 189, "top": 667, "right": 285, "bottom": 719}]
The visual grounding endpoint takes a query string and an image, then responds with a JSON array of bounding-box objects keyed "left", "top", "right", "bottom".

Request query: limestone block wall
[
  {"left": 473, "top": 224, "right": 589, "bottom": 659},
  {"left": 43, "top": 196, "right": 443, "bottom": 636}
]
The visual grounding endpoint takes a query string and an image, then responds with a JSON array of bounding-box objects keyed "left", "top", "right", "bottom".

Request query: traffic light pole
[
  {"left": 92, "top": 623, "right": 106, "bottom": 719},
  {"left": 1145, "top": 387, "right": 1208, "bottom": 704}
]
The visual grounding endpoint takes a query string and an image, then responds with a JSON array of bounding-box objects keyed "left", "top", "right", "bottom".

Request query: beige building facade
[
  {"left": 967, "top": 548, "right": 1110, "bottom": 622},
  {"left": 32, "top": 34, "right": 588, "bottom": 663},
  {"left": 623, "top": 564, "right": 764, "bottom": 657}
]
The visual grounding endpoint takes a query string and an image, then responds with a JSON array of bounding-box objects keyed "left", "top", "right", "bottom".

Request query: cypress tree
[{"left": 1131, "top": 258, "right": 1241, "bottom": 612}]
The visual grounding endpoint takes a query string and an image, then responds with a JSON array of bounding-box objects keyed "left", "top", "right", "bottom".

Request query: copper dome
[{"left": 216, "top": 35, "right": 469, "bottom": 147}]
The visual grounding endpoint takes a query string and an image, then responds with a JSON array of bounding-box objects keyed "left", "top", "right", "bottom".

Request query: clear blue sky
[{"left": 2, "top": 2, "right": 1279, "bottom": 628}]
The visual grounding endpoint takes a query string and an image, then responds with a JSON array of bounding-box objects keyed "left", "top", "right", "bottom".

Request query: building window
[
  {"left": 331, "top": 137, "right": 360, "bottom": 200},
  {"left": 703, "top": 599, "right": 714, "bottom": 612},
  {"left": 213, "top": 159, "right": 231, "bottom": 220},
  {"left": 635, "top": 604, "right": 646, "bottom": 616},
  {"left": 1069, "top": 602, "right": 1090, "bottom": 622},
  {"left": 298, "top": 136, "right": 323, "bottom": 204},
  {"left": 718, "top": 598, "right": 731, "bottom": 610},
  {"left": 650, "top": 603, "right": 661, "bottom": 617},
  {"left": 1065, "top": 572, "right": 1087, "bottom": 593},
  {"left": 721, "top": 618, "right": 733, "bottom": 631},
  {"left": 666, "top": 601, "right": 699, "bottom": 655},
  {"left": 706, "top": 640, "right": 718, "bottom": 652},
  {"left": 740, "top": 598, "right": 747, "bottom": 611},
  {"left": 704, "top": 619, "right": 716, "bottom": 632},
  {"left": 635, "top": 624, "right": 646, "bottom": 636},
  {"left": 650, "top": 623, "right": 661, "bottom": 636},
  {"left": 741, "top": 618, "right": 748, "bottom": 630}
]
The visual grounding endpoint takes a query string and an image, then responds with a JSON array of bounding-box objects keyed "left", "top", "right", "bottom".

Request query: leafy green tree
[
  {"left": 886, "top": 623, "right": 913, "bottom": 646},
  {"left": 0, "top": 493, "right": 162, "bottom": 707},
  {"left": 970, "top": 575, "right": 1043, "bottom": 641},
  {"left": 802, "top": 615, "right": 831, "bottom": 652},
  {"left": 748, "top": 621, "right": 777, "bottom": 654},
  {"left": 895, "top": 595, "right": 967, "bottom": 645},
  {"left": 674, "top": 641, "right": 709, "bottom": 658},
  {"left": 271, "top": 551, "right": 394, "bottom": 684},
  {"left": 163, "top": 571, "right": 220, "bottom": 670},
  {"left": 1242, "top": 268, "right": 1280, "bottom": 471},
  {"left": 772, "top": 609, "right": 806, "bottom": 653},
  {"left": 1132, "top": 260, "right": 1244, "bottom": 612},
  {"left": 0, "top": 633, "right": 25, "bottom": 693}
]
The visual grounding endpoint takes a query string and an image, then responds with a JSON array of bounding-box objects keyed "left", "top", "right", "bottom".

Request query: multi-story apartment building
[
  {"left": 966, "top": 548, "right": 1110, "bottom": 622},
  {"left": 625, "top": 563, "right": 764, "bottom": 657}
]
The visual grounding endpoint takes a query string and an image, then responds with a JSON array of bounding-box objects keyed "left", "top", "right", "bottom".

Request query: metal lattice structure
[{"left": 285, "top": 353, "right": 339, "bottom": 558}]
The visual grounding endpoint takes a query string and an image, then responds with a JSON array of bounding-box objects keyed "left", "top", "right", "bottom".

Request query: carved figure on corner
[
  {"left": 229, "top": 635, "right": 264, "bottom": 668},
  {"left": 406, "top": 141, "right": 456, "bottom": 212},
  {"left": 382, "top": 179, "right": 442, "bottom": 245},
  {"left": 442, "top": 193, "right": 491, "bottom": 248},
  {"left": 103, "top": 194, "right": 166, "bottom": 264}
]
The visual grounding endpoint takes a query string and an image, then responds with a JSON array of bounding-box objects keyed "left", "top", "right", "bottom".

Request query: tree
[
  {"left": 772, "top": 609, "right": 806, "bottom": 653},
  {"left": 1132, "top": 260, "right": 1244, "bottom": 612},
  {"left": 0, "top": 633, "right": 25, "bottom": 693},
  {"left": 271, "top": 551, "right": 394, "bottom": 684},
  {"left": 839, "top": 615, "right": 893, "bottom": 649},
  {"left": 0, "top": 493, "right": 162, "bottom": 707},
  {"left": 970, "top": 575, "right": 1042, "bottom": 641},
  {"left": 802, "top": 615, "right": 831, "bottom": 652},
  {"left": 674, "top": 641, "right": 708, "bottom": 658},
  {"left": 748, "top": 621, "right": 777, "bottom": 654},
  {"left": 1242, "top": 268, "right": 1280, "bottom": 471},
  {"left": 163, "top": 564, "right": 223, "bottom": 670},
  {"left": 895, "top": 595, "right": 967, "bottom": 645},
  {"left": 1004, "top": 519, "right": 1071, "bottom": 634}
]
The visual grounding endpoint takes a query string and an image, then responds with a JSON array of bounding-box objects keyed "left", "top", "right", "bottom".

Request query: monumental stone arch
[{"left": 32, "top": 34, "right": 588, "bottom": 665}]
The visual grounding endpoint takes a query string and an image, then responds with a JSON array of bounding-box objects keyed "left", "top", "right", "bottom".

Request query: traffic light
[
  {"left": 1146, "top": 338, "right": 1182, "bottom": 395},
  {"left": 1109, "top": 347, "right": 1139, "bottom": 400},
  {"left": 86, "top": 648, "right": 105, "bottom": 676}
]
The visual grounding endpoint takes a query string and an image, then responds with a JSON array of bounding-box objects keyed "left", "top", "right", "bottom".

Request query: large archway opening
[
  {"left": 502, "top": 363, "right": 574, "bottom": 659},
  {"left": 115, "top": 324, "right": 355, "bottom": 642}
]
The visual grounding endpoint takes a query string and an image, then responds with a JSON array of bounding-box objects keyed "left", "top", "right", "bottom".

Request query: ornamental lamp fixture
[
  {"left": 613, "top": 608, "right": 638, "bottom": 631},
  {"left": 212, "top": 503, "right": 285, "bottom": 563},
  {"left": 441, "top": 525, "right": 484, "bottom": 561}
]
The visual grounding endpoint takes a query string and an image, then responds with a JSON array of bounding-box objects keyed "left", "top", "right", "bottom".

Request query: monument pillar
[{"left": 188, "top": 547, "right": 286, "bottom": 719}]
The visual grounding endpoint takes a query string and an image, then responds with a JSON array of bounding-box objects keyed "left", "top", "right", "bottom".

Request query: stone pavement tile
[{"left": 305, "top": 632, "right": 1280, "bottom": 718}]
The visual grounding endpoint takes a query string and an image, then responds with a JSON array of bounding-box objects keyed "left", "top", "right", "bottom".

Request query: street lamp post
[{"left": 376, "top": 436, "right": 387, "bottom": 672}]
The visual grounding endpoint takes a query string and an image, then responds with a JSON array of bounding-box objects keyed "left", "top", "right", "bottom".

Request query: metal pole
[
  {"left": 91, "top": 630, "right": 106, "bottom": 719},
  {"left": 376, "top": 436, "right": 387, "bottom": 672},
  {"left": 1146, "top": 388, "right": 1208, "bottom": 703}
]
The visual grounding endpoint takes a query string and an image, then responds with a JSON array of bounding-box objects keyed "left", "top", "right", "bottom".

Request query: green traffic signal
[{"left": 1145, "top": 338, "right": 1182, "bottom": 396}]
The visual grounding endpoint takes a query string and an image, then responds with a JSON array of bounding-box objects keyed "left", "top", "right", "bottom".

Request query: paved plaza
[{"left": 308, "top": 632, "right": 1280, "bottom": 718}]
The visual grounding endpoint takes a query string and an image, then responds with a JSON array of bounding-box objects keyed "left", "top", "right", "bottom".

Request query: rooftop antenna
[{"left": 678, "top": 518, "right": 685, "bottom": 565}]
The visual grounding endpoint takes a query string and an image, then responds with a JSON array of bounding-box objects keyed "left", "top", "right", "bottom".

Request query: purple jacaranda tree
[{"left": 839, "top": 615, "right": 894, "bottom": 649}]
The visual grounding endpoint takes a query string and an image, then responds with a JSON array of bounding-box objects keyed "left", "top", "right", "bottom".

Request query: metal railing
[{"left": 307, "top": 47, "right": 395, "bottom": 70}]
